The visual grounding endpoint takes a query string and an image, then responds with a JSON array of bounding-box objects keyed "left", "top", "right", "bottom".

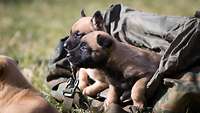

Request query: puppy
[
  {"left": 0, "top": 55, "right": 59, "bottom": 113},
  {"left": 66, "top": 31, "right": 161, "bottom": 109},
  {"left": 70, "top": 10, "right": 103, "bottom": 35},
  {"left": 66, "top": 10, "right": 108, "bottom": 97}
]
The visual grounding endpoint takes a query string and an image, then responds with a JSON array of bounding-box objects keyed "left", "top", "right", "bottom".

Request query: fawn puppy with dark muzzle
[
  {"left": 65, "top": 10, "right": 108, "bottom": 97},
  {"left": 67, "top": 31, "right": 161, "bottom": 110}
]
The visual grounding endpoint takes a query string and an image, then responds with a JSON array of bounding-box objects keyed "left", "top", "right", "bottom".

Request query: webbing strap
[
  {"left": 48, "top": 77, "right": 68, "bottom": 89},
  {"left": 63, "top": 96, "right": 74, "bottom": 111}
]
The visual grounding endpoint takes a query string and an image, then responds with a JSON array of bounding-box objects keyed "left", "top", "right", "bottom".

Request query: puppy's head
[
  {"left": 70, "top": 10, "right": 104, "bottom": 35},
  {"left": 66, "top": 31, "right": 113, "bottom": 68},
  {"left": 65, "top": 10, "right": 104, "bottom": 52}
]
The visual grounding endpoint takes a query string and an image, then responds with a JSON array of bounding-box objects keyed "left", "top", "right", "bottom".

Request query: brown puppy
[
  {"left": 70, "top": 10, "right": 103, "bottom": 35},
  {"left": 66, "top": 10, "right": 108, "bottom": 97},
  {"left": 0, "top": 55, "right": 59, "bottom": 113},
  {"left": 67, "top": 31, "right": 161, "bottom": 110}
]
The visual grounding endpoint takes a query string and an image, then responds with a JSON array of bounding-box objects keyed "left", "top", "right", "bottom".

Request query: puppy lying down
[
  {"left": 67, "top": 31, "right": 161, "bottom": 110},
  {"left": 0, "top": 55, "right": 58, "bottom": 113}
]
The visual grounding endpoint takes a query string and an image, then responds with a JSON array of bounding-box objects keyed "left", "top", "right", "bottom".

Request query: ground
[{"left": 0, "top": 0, "right": 200, "bottom": 112}]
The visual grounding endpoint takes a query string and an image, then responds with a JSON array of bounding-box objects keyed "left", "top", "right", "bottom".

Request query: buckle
[{"left": 63, "top": 77, "right": 79, "bottom": 97}]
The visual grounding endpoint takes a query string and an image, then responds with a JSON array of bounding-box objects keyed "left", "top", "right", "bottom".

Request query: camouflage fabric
[
  {"left": 153, "top": 71, "right": 200, "bottom": 113},
  {"left": 147, "top": 17, "right": 200, "bottom": 100},
  {"left": 103, "top": 4, "right": 190, "bottom": 54}
]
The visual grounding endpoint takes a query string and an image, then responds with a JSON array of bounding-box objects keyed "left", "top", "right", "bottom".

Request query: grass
[{"left": 0, "top": 0, "right": 200, "bottom": 112}]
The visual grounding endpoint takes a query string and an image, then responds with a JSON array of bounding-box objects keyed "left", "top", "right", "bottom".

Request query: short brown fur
[{"left": 0, "top": 55, "right": 59, "bottom": 113}]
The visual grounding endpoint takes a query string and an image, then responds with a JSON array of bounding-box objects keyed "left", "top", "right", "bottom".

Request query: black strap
[
  {"left": 51, "top": 81, "right": 71, "bottom": 101},
  {"left": 63, "top": 77, "right": 79, "bottom": 97}
]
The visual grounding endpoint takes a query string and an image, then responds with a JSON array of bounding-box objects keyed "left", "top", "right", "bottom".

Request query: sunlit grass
[{"left": 0, "top": 0, "right": 199, "bottom": 112}]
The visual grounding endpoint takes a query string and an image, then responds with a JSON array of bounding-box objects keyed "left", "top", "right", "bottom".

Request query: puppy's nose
[{"left": 64, "top": 39, "right": 75, "bottom": 50}]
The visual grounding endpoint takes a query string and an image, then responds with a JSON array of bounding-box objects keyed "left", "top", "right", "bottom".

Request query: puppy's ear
[
  {"left": 97, "top": 34, "right": 112, "bottom": 48},
  {"left": 81, "top": 9, "right": 86, "bottom": 17},
  {"left": 91, "top": 11, "right": 104, "bottom": 30}
]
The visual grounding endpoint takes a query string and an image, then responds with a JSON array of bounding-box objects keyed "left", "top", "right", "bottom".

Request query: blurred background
[{"left": 0, "top": 0, "right": 200, "bottom": 112}]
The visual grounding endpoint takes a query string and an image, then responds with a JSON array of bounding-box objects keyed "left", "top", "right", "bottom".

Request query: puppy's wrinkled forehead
[
  {"left": 81, "top": 31, "right": 111, "bottom": 49},
  {"left": 71, "top": 17, "right": 93, "bottom": 34}
]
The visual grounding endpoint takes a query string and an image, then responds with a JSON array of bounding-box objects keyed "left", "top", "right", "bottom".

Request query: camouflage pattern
[{"left": 153, "top": 71, "right": 200, "bottom": 113}]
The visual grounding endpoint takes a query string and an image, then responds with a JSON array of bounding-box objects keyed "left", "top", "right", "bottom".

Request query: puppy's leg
[
  {"left": 82, "top": 80, "right": 108, "bottom": 96},
  {"left": 131, "top": 77, "right": 149, "bottom": 109},
  {"left": 104, "top": 85, "right": 119, "bottom": 110},
  {"left": 78, "top": 68, "right": 89, "bottom": 90},
  {"left": 79, "top": 68, "right": 108, "bottom": 96}
]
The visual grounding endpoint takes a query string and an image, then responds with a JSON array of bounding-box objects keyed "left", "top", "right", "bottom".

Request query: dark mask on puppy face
[
  {"left": 64, "top": 31, "right": 86, "bottom": 51},
  {"left": 66, "top": 32, "right": 113, "bottom": 69}
]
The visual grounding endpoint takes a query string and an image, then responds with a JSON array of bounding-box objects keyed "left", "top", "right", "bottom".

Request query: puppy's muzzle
[
  {"left": 65, "top": 42, "right": 82, "bottom": 66},
  {"left": 64, "top": 37, "right": 80, "bottom": 51}
]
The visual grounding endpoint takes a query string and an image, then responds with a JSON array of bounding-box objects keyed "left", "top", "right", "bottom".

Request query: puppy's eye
[
  {"left": 73, "top": 31, "right": 86, "bottom": 39},
  {"left": 79, "top": 32, "right": 86, "bottom": 36},
  {"left": 74, "top": 31, "right": 79, "bottom": 37}
]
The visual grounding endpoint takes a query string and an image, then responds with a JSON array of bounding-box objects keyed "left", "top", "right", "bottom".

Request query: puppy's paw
[
  {"left": 82, "top": 87, "right": 94, "bottom": 96},
  {"left": 82, "top": 87, "right": 97, "bottom": 97},
  {"left": 133, "top": 101, "right": 144, "bottom": 109},
  {"left": 78, "top": 81, "right": 88, "bottom": 91},
  {"left": 82, "top": 87, "right": 88, "bottom": 95},
  {"left": 103, "top": 98, "right": 113, "bottom": 111}
]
